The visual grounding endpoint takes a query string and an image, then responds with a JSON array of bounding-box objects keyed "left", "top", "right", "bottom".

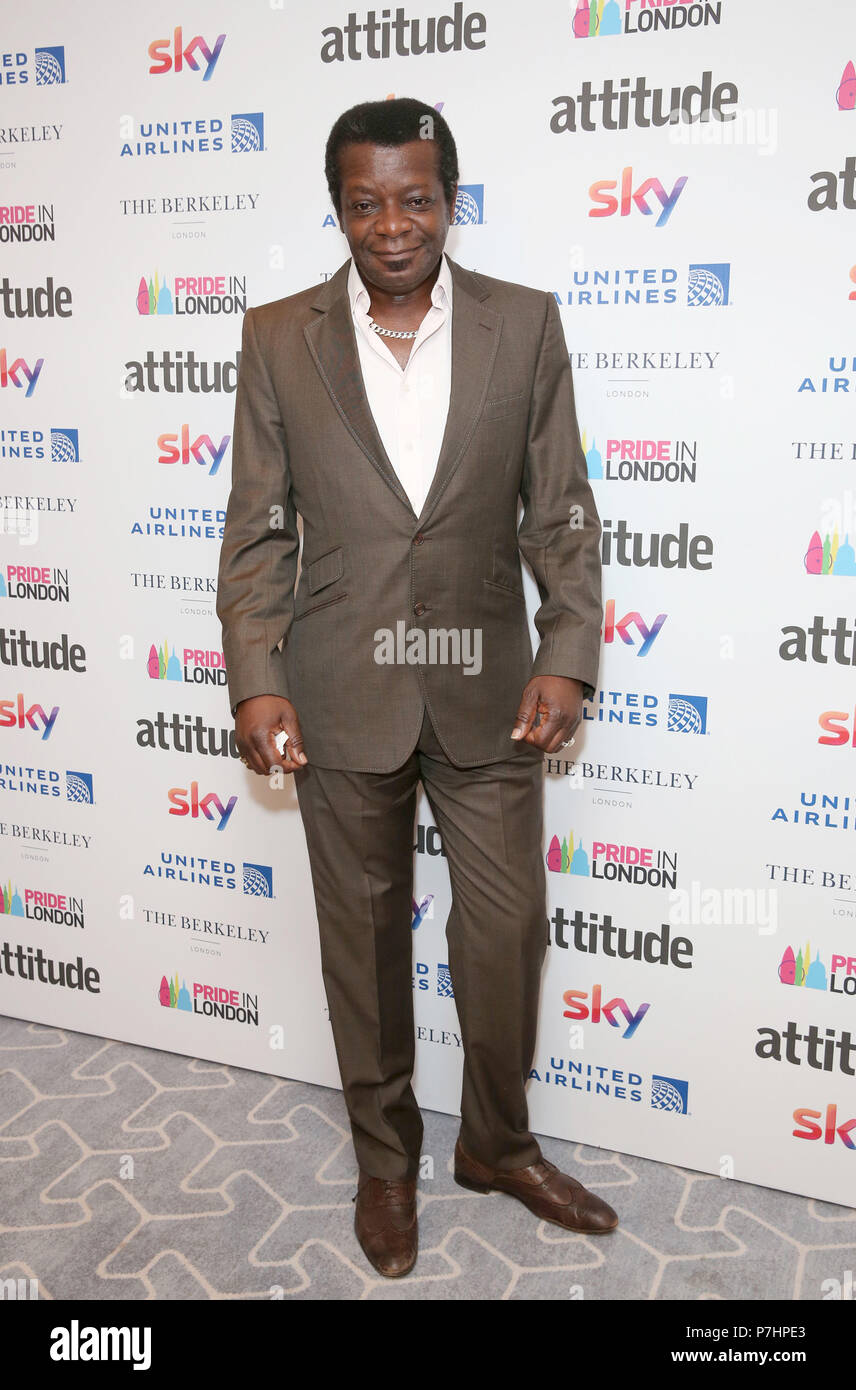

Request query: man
[{"left": 216, "top": 97, "right": 618, "bottom": 1279}]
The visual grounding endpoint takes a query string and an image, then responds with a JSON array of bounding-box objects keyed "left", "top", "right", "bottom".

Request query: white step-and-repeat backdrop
[{"left": 2, "top": 0, "right": 854, "bottom": 1208}]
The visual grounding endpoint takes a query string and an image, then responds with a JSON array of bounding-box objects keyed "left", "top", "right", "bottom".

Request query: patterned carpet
[{"left": 1, "top": 1014, "right": 853, "bottom": 1301}]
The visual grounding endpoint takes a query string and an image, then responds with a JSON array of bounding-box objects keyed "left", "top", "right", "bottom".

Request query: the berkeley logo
[
  {"left": 50, "top": 1321, "right": 151, "bottom": 1369},
  {"left": 374, "top": 621, "right": 482, "bottom": 674}
]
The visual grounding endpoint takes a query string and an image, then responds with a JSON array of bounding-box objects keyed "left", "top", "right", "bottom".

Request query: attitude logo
[
  {"left": 809, "top": 157, "right": 856, "bottom": 212},
  {"left": 581, "top": 429, "right": 698, "bottom": 483},
  {"left": 573, "top": 0, "right": 723, "bottom": 40},
  {"left": 0, "top": 943, "right": 99, "bottom": 993},
  {"left": 321, "top": 8, "right": 487, "bottom": 60},
  {"left": 779, "top": 942, "right": 856, "bottom": 996},
  {"left": 589, "top": 169, "right": 688, "bottom": 227},
  {"left": 562, "top": 984, "right": 650, "bottom": 1038},
  {"left": 548, "top": 905, "right": 694, "bottom": 967},
  {"left": 601, "top": 518, "right": 713, "bottom": 569},
  {"left": 136, "top": 272, "right": 246, "bottom": 316},
  {"left": 123, "top": 350, "right": 240, "bottom": 394},
  {"left": 146, "top": 640, "right": 227, "bottom": 687},
  {"left": 0, "top": 278, "right": 72, "bottom": 319},
  {"left": 550, "top": 70, "right": 738, "bottom": 135},
  {"left": 780, "top": 616, "right": 856, "bottom": 665},
  {"left": 838, "top": 61, "right": 856, "bottom": 110},
  {"left": 1, "top": 878, "right": 85, "bottom": 928},
  {"left": 0, "top": 204, "right": 55, "bottom": 244},
  {"left": 148, "top": 29, "right": 226, "bottom": 81},
  {"left": 0, "top": 351, "right": 44, "bottom": 397},
  {"left": 158, "top": 970, "right": 259, "bottom": 1026},
  {"left": 119, "top": 113, "right": 263, "bottom": 158},
  {"left": 453, "top": 185, "right": 483, "bottom": 224},
  {"left": 603, "top": 599, "right": 667, "bottom": 654},
  {"left": 757, "top": 1022, "right": 856, "bottom": 1074},
  {"left": 0, "top": 47, "right": 66, "bottom": 86},
  {"left": 0, "top": 429, "right": 77, "bottom": 463}
]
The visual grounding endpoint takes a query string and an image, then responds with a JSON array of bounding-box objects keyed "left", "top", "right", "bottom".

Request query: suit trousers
[{"left": 293, "top": 704, "right": 548, "bottom": 1181}]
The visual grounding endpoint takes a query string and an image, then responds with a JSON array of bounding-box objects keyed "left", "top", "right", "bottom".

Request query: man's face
[{"left": 337, "top": 139, "right": 456, "bottom": 295}]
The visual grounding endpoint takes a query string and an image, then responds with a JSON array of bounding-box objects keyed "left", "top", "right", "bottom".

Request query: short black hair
[{"left": 325, "top": 97, "right": 459, "bottom": 218}]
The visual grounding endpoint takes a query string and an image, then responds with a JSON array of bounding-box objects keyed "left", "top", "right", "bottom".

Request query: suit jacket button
[
  {"left": 413, "top": 532, "right": 425, "bottom": 545},
  {"left": 413, "top": 602, "right": 426, "bottom": 616}
]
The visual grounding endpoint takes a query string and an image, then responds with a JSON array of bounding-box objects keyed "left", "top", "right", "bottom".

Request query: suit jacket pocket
[
  {"left": 480, "top": 391, "right": 528, "bottom": 423},
  {"left": 483, "top": 576, "right": 526, "bottom": 602},
  {"left": 306, "top": 545, "right": 344, "bottom": 594}
]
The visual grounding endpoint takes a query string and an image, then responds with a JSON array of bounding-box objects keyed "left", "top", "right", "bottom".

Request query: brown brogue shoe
[
  {"left": 454, "top": 1140, "right": 618, "bottom": 1234},
  {"left": 354, "top": 1172, "right": 418, "bottom": 1277}
]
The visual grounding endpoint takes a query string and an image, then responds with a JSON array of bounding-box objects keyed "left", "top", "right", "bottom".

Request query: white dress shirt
[{"left": 347, "top": 251, "right": 453, "bottom": 518}]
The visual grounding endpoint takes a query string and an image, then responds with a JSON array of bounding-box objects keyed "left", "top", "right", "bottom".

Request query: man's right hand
[{"left": 235, "top": 695, "right": 308, "bottom": 775}]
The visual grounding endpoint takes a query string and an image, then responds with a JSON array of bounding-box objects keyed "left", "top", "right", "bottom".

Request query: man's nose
[{"left": 375, "top": 203, "right": 413, "bottom": 237}]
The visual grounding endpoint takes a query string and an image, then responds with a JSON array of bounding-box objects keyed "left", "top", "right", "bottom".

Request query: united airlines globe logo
[
  {"left": 666, "top": 694, "right": 708, "bottom": 735},
  {"left": 34, "top": 46, "right": 66, "bottom": 85},
  {"left": 51, "top": 428, "right": 79, "bottom": 463},
  {"left": 230, "top": 113, "right": 263, "bottom": 153},
  {"left": 687, "top": 263, "right": 730, "bottom": 307},
  {"left": 651, "top": 1075, "right": 689, "bottom": 1114},
  {"left": 453, "top": 185, "right": 484, "bottom": 226},
  {"left": 242, "top": 863, "right": 273, "bottom": 897}
]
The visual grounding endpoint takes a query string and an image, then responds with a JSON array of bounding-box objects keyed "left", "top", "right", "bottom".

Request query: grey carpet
[{"left": 0, "top": 1015, "right": 853, "bottom": 1301}]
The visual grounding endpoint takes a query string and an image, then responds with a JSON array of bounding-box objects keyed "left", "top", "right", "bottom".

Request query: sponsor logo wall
[{"left": 0, "top": 0, "right": 852, "bottom": 1208}]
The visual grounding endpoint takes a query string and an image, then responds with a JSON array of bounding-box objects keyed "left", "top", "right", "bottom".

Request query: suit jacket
[{"left": 215, "top": 253, "right": 603, "bottom": 772}]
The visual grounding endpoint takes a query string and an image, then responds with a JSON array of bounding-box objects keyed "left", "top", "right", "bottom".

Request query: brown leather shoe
[
  {"left": 454, "top": 1139, "right": 618, "bottom": 1234},
  {"left": 353, "top": 1172, "right": 418, "bottom": 1277}
]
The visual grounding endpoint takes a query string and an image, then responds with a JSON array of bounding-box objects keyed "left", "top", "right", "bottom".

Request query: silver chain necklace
[{"left": 368, "top": 318, "right": 418, "bottom": 340}]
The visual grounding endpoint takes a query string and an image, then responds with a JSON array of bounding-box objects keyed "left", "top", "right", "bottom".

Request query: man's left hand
[{"left": 510, "top": 676, "right": 583, "bottom": 753}]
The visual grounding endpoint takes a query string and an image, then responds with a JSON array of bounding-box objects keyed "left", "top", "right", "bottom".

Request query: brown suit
[
  {"left": 216, "top": 254, "right": 602, "bottom": 772},
  {"left": 216, "top": 253, "right": 602, "bottom": 1179}
]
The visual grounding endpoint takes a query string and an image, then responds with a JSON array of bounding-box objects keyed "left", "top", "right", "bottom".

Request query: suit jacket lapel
[{"left": 303, "top": 253, "right": 503, "bottom": 526}]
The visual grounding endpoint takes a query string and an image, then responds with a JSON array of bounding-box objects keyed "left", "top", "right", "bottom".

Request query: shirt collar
[{"left": 347, "top": 251, "right": 453, "bottom": 316}]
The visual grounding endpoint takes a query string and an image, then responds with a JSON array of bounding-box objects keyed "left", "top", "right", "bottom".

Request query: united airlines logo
[
  {"left": 453, "top": 185, "right": 483, "bottom": 225},
  {"left": 243, "top": 863, "right": 272, "bottom": 897},
  {"left": 651, "top": 1074, "right": 689, "bottom": 1113},
  {"left": 687, "top": 263, "right": 730, "bottom": 306},
  {"left": 666, "top": 694, "right": 708, "bottom": 734},
  {"left": 51, "top": 428, "right": 78, "bottom": 462},
  {"left": 66, "top": 771, "right": 94, "bottom": 804},
  {"left": 231, "top": 113, "right": 263, "bottom": 153}
]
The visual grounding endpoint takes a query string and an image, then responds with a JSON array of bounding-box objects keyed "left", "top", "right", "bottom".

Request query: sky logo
[
  {"left": 411, "top": 894, "right": 434, "bottom": 930},
  {"left": 231, "top": 114, "right": 263, "bottom": 153},
  {"left": 687, "top": 263, "right": 730, "bottom": 306},
  {"left": 453, "top": 185, "right": 483, "bottom": 225},
  {"left": 148, "top": 30, "right": 226, "bottom": 81},
  {"left": 651, "top": 1074, "right": 689, "bottom": 1113},
  {"left": 0, "top": 351, "right": 44, "bottom": 397},
  {"left": 667, "top": 694, "right": 708, "bottom": 734},
  {"left": 35, "top": 46, "right": 66, "bottom": 85},
  {"left": 50, "top": 429, "right": 78, "bottom": 462}
]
